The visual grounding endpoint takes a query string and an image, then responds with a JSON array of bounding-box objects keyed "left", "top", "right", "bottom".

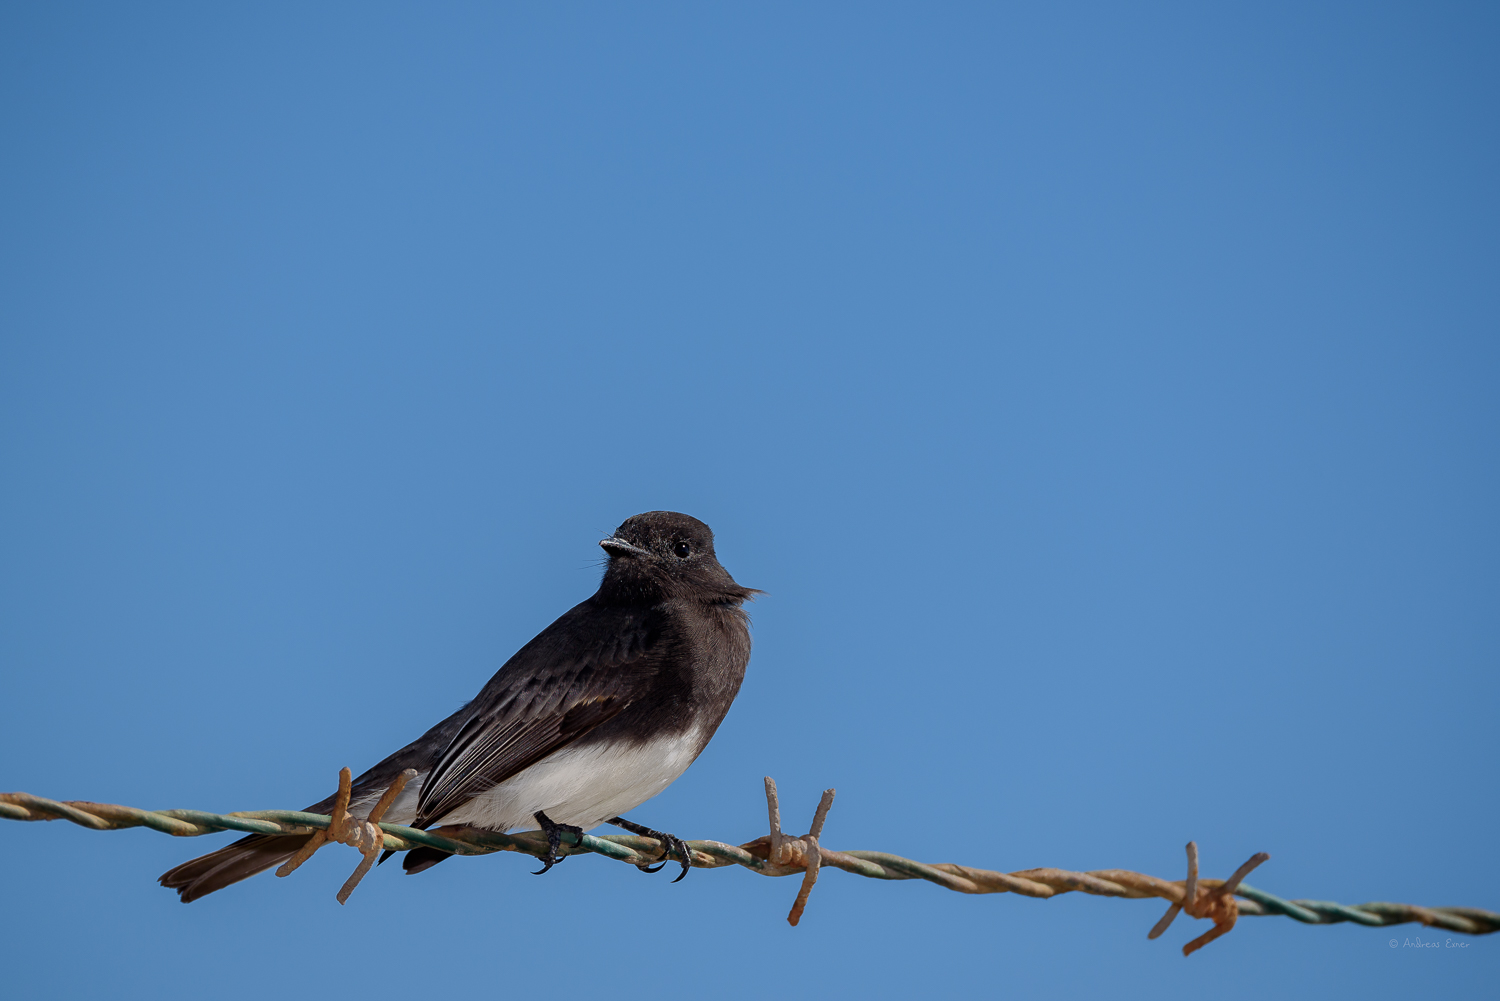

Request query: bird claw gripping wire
[
  {"left": 1147, "top": 841, "right": 1270, "bottom": 956},
  {"left": 530, "top": 811, "right": 585, "bottom": 875},
  {"left": 274, "top": 767, "right": 417, "bottom": 905},
  {"left": 606, "top": 816, "right": 695, "bottom": 882}
]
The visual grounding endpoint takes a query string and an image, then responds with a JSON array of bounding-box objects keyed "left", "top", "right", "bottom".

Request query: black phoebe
[{"left": 160, "top": 511, "right": 754, "bottom": 901}]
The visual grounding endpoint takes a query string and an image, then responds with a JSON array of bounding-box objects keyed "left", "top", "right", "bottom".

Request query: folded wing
[{"left": 414, "top": 602, "right": 663, "bottom": 829}]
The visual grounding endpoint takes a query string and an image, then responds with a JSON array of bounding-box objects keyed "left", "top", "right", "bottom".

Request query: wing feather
[{"left": 414, "top": 602, "right": 662, "bottom": 827}]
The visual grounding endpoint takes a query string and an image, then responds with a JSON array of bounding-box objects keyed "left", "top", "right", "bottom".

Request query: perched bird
[{"left": 160, "top": 511, "right": 755, "bottom": 902}]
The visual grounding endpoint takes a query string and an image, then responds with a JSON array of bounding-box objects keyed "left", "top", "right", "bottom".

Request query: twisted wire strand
[{"left": 4, "top": 782, "right": 1495, "bottom": 955}]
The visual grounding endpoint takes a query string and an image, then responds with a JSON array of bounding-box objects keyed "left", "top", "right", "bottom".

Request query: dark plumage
[{"left": 160, "top": 511, "right": 754, "bottom": 902}]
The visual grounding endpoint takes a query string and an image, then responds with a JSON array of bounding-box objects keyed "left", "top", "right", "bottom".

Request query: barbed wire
[{"left": 3, "top": 772, "right": 1495, "bottom": 957}]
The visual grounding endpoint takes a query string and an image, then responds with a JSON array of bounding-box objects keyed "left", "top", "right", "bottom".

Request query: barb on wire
[
  {"left": 3, "top": 776, "right": 1495, "bottom": 956},
  {"left": 1146, "top": 841, "right": 1270, "bottom": 955},
  {"left": 271, "top": 766, "right": 418, "bottom": 904}
]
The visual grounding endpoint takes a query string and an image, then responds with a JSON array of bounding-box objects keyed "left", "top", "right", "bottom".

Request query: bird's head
[{"left": 599, "top": 511, "right": 756, "bottom": 604}]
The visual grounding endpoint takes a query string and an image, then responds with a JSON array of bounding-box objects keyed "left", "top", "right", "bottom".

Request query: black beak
[{"left": 599, "top": 537, "right": 649, "bottom": 558}]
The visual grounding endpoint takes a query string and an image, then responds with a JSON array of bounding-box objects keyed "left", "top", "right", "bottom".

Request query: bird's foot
[
  {"left": 607, "top": 815, "right": 693, "bottom": 882},
  {"left": 531, "top": 811, "right": 584, "bottom": 875}
]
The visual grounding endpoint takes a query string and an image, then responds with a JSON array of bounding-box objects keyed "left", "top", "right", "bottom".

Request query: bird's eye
[{"left": 674, "top": 541, "right": 691, "bottom": 559}]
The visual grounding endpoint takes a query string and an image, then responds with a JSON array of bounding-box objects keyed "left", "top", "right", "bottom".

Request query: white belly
[
  {"left": 438, "top": 730, "right": 704, "bottom": 832},
  {"left": 347, "top": 731, "right": 704, "bottom": 834}
]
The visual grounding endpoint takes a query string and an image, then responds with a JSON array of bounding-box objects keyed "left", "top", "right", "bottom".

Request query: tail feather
[
  {"left": 158, "top": 833, "right": 313, "bottom": 903},
  {"left": 401, "top": 846, "right": 453, "bottom": 874},
  {"left": 157, "top": 704, "right": 474, "bottom": 901}
]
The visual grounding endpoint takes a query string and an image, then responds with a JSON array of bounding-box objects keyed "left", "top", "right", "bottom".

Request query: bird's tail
[{"left": 158, "top": 833, "right": 313, "bottom": 903}]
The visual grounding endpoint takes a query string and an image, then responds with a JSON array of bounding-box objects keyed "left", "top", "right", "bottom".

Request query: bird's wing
[{"left": 413, "top": 602, "right": 663, "bottom": 828}]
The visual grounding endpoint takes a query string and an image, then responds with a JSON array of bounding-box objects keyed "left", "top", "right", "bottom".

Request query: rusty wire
[{"left": 3, "top": 774, "right": 1495, "bottom": 957}]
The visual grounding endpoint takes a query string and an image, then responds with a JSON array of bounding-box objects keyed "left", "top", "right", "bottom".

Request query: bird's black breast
[{"left": 572, "top": 598, "right": 751, "bottom": 753}]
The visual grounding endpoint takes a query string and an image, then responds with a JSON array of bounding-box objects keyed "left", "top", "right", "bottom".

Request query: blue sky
[{"left": 1, "top": 2, "right": 1495, "bottom": 997}]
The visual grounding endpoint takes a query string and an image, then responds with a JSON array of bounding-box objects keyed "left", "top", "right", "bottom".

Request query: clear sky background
[{"left": 2, "top": 3, "right": 1495, "bottom": 997}]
